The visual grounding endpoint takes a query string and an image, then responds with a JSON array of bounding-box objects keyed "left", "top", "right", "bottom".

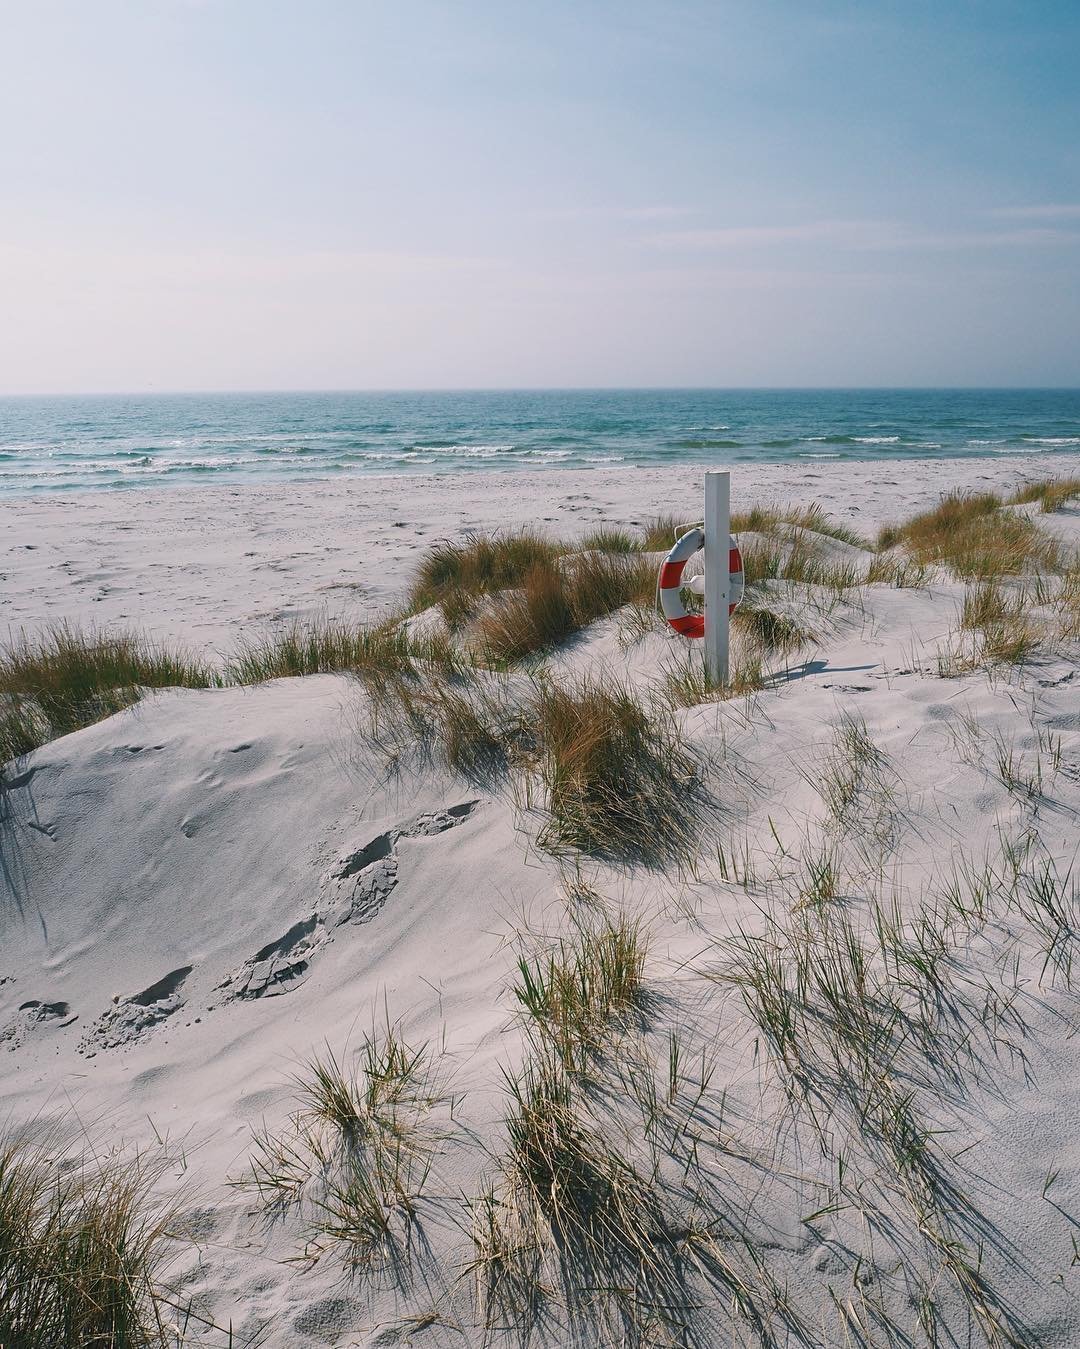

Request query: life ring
[{"left": 658, "top": 527, "right": 744, "bottom": 639}]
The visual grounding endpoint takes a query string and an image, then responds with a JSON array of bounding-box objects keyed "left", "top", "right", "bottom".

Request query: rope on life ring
[{"left": 657, "top": 526, "right": 744, "bottom": 639}]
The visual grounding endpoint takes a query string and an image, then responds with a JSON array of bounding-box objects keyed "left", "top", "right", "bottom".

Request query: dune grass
[
  {"left": 1007, "top": 475, "right": 1080, "bottom": 513},
  {"left": 615, "top": 599, "right": 666, "bottom": 646},
  {"left": 714, "top": 823, "right": 1080, "bottom": 1339},
  {"left": 1058, "top": 561, "right": 1080, "bottom": 639},
  {"left": 712, "top": 868, "right": 1049, "bottom": 1348},
  {"left": 733, "top": 598, "right": 812, "bottom": 656},
  {"left": 475, "top": 551, "right": 655, "bottom": 664},
  {"left": 639, "top": 514, "right": 692, "bottom": 551},
  {"left": 877, "top": 490, "right": 998, "bottom": 552},
  {"left": 563, "top": 550, "right": 659, "bottom": 620},
  {"left": 472, "top": 991, "right": 790, "bottom": 1342},
  {"left": 407, "top": 529, "right": 565, "bottom": 626},
  {"left": 227, "top": 617, "right": 462, "bottom": 686},
  {"left": 730, "top": 501, "right": 868, "bottom": 548},
  {"left": 501, "top": 1058, "right": 663, "bottom": 1284},
  {"left": 365, "top": 668, "right": 704, "bottom": 863},
  {"left": 229, "top": 618, "right": 410, "bottom": 683},
  {"left": 513, "top": 913, "right": 649, "bottom": 1072},
  {"left": 732, "top": 535, "right": 786, "bottom": 588},
  {"left": 470, "top": 1051, "right": 684, "bottom": 1341},
  {"left": 644, "top": 502, "right": 866, "bottom": 553},
  {"left": 811, "top": 712, "right": 900, "bottom": 866},
  {"left": 364, "top": 668, "right": 525, "bottom": 783},
  {"left": 473, "top": 562, "right": 576, "bottom": 663},
  {"left": 619, "top": 571, "right": 825, "bottom": 651},
  {"left": 937, "top": 580, "right": 1041, "bottom": 675},
  {"left": 961, "top": 582, "right": 1040, "bottom": 664},
  {"left": 660, "top": 598, "right": 811, "bottom": 707},
  {"left": 398, "top": 506, "right": 857, "bottom": 669},
  {"left": 877, "top": 490, "right": 1063, "bottom": 580},
  {"left": 239, "top": 1020, "right": 441, "bottom": 1278},
  {"left": 578, "top": 526, "right": 640, "bottom": 554},
  {"left": 818, "top": 713, "right": 889, "bottom": 823},
  {"left": 529, "top": 676, "right": 697, "bottom": 863},
  {"left": 8, "top": 480, "right": 1070, "bottom": 767},
  {"left": 662, "top": 650, "right": 765, "bottom": 707},
  {"left": 865, "top": 552, "right": 932, "bottom": 588},
  {"left": 0, "top": 1129, "right": 178, "bottom": 1348},
  {"left": 0, "top": 625, "right": 219, "bottom": 764},
  {"left": 738, "top": 528, "right": 863, "bottom": 596}
]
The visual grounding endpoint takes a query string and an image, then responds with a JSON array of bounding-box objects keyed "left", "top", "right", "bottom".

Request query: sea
[{"left": 1, "top": 388, "right": 1079, "bottom": 497}]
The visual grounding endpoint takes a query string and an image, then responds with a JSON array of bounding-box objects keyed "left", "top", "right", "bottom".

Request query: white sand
[
  {"left": 3, "top": 456, "right": 1080, "bottom": 1347},
  {"left": 4, "top": 454, "right": 1079, "bottom": 651}
]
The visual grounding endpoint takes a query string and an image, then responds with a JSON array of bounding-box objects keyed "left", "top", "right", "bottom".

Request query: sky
[{"left": 1, "top": 0, "right": 1078, "bottom": 393}]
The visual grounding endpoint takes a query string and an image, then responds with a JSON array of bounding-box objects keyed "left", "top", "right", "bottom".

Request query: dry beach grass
[
  {"left": 0, "top": 624, "right": 218, "bottom": 764},
  {"left": 0, "top": 1126, "right": 244, "bottom": 1349}
]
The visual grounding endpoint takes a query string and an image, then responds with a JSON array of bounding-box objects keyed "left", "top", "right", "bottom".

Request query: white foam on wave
[
  {"left": 232, "top": 431, "right": 352, "bottom": 444},
  {"left": 170, "top": 456, "right": 266, "bottom": 469},
  {"left": 0, "top": 465, "right": 101, "bottom": 478},
  {"left": 414, "top": 444, "right": 516, "bottom": 457},
  {"left": 854, "top": 436, "right": 900, "bottom": 444}
]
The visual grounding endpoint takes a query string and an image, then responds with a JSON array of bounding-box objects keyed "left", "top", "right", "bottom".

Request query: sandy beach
[
  {"left": 5, "top": 454, "right": 1080, "bottom": 651},
  {"left": 3, "top": 456, "right": 1080, "bottom": 1347}
]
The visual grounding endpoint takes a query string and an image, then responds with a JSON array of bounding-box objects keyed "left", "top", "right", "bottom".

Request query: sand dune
[{"left": 3, "top": 459, "right": 1080, "bottom": 1346}]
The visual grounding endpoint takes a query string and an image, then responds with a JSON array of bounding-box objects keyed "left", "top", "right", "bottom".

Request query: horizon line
[{"left": 2, "top": 383, "right": 1080, "bottom": 399}]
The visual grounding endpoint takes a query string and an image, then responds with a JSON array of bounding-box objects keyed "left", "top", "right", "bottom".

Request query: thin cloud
[
  {"left": 987, "top": 204, "right": 1080, "bottom": 220},
  {"left": 646, "top": 218, "right": 1080, "bottom": 252},
  {"left": 646, "top": 219, "right": 895, "bottom": 249},
  {"left": 953, "top": 227, "right": 1080, "bottom": 246},
  {"left": 617, "top": 205, "right": 693, "bottom": 221},
  {"left": 533, "top": 204, "right": 693, "bottom": 223}
]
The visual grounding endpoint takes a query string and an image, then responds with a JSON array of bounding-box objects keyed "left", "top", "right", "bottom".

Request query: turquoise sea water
[{"left": 1, "top": 389, "right": 1079, "bottom": 496}]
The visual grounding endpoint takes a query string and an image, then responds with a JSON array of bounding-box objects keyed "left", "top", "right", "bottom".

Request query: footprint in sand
[
  {"left": 324, "top": 800, "right": 480, "bottom": 928},
  {"left": 213, "top": 914, "right": 321, "bottom": 1001},
  {"left": 78, "top": 966, "right": 192, "bottom": 1056},
  {"left": 213, "top": 801, "right": 481, "bottom": 1004},
  {"left": 0, "top": 999, "right": 77, "bottom": 1051}
]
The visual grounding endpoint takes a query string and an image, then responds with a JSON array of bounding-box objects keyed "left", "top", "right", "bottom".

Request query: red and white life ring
[{"left": 658, "top": 527, "right": 744, "bottom": 639}]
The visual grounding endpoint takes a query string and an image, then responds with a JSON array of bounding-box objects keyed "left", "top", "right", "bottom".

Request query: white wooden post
[{"left": 704, "top": 470, "right": 730, "bottom": 685}]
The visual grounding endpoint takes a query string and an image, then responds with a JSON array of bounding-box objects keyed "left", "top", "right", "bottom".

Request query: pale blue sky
[{"left": 2, "top": 0, "right": 1078, "bottom": 392}]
